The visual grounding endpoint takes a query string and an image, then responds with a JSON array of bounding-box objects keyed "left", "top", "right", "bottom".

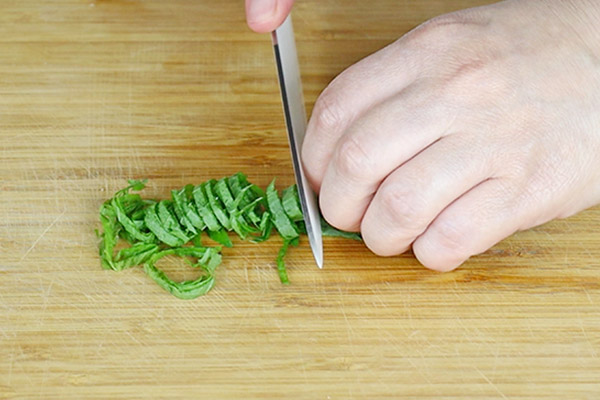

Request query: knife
[{"left": 272, "top": 15, "right": 324, "bottom": 269}]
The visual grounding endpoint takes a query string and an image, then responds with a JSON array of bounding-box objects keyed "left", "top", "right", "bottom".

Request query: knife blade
[{"left": 272, "top": 15, "right": 323, "bottom": 269}]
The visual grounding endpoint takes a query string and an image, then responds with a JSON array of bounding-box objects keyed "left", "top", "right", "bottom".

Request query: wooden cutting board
[{"left": 1, "top": 0, "right": 599, "bottom": 398}]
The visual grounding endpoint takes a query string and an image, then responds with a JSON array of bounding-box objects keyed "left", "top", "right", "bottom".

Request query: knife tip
[
  {"left": 313, "top": 244, "right": 323, "bottom": 269},
  {"left": 316, "top": 256, "right": 323, "bottom": 270}
]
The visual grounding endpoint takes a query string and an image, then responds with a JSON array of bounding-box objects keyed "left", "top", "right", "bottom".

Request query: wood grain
[{"left": 1, "top": 0, "right": 599, "bottom": 398}]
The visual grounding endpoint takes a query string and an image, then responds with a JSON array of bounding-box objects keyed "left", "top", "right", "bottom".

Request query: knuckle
[
  {"left": 429, "top": 217, "right": 472, "bottom": 260},
  {"left": 401, "top": 10, "right": 490, "bottom": 72},
  {"left": 377, "top": 184, "right": 430, "bottom": 234},
  {"left": 448, "top": 60, "right": 488, "bottom": 89},
  {"left": 439, "top": 58, "right": 507, "bottom": 106},
  {"left": 404, "top": 12, "right": 470, "bottom": 47},
  {"left": 412, "top": 217, "right": 473, "bottom": 273},
  {"left": 334, "top": 136, "right": 374, "bottom": 181},
  {"left": 312, "top": 87, "right": 347, "bottom": 136}
]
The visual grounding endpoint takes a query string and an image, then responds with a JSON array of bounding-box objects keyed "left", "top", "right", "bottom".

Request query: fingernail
[{"left": 248, "top": 0, "right": 277, "bottom": 22}]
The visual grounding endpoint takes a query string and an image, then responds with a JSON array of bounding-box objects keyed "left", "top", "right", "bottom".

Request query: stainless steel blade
[{"left": 272, "top": 15, "right": 323, "bottom": 269}]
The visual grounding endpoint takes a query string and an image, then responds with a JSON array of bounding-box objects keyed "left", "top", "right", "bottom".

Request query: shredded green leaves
[{"left": 97, "top": 174, "right": 361, "bottom": 299}]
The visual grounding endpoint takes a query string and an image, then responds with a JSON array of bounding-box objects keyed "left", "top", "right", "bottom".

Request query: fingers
[
  {"left": 245, "top": 0, "right": 295, "bottom": 33},
  {"left": 359, "top": 132, "right": 494, "bottom": 256},
  {"left": 318, "top": 82, "right": 458, "bottom": 231},
  {"left": 412, "top": 178, "right": 532, "bottom": 272},
  {"left": 302, "top": 42, "right": 424, "bottom": 191}
]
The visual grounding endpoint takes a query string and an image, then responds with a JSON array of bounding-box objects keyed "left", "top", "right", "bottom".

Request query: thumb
[{"left": 245, "top": 0, "right": 295, "bottom": 33}]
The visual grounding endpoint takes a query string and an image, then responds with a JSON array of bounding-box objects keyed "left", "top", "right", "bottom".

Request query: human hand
[
  {"left": 302, "top": 0, "right": 600, "bottom": 271},
  {"left": 245, "top": 0, "right": 295, "bottom": 32}
]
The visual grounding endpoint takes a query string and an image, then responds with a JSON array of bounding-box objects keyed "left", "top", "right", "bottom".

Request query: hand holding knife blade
[{"left": 271, "top": 15, "right": 324, "bottom": 269}]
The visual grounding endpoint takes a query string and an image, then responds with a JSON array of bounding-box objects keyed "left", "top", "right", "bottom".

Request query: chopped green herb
[
  {"left": 143, "top": 247, "right": 221, "bottom": 300},
  {"left": 282, "top": 185, "right": 303, "bottom": 222},
  {"left": 97, "top": 173, "right": 361, "bottom": 299},
  {"left": 320, "top": 217, "right": 362, "bottom": 241},
  {"left": 265, "top": 180, "right": 299, "bottom": 240}
]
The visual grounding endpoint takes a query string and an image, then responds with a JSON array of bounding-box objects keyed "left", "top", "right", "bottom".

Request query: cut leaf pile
[{"left": 97, "top": 173, "right": 361, "bottom": 299}]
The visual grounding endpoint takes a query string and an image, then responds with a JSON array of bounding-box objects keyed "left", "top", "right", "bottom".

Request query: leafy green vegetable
[
  {"left": 205, "top": 180, "right": 232, "bottom": 231},
  {"left": 265, "top": 180, "right": 299, "bottom": 240},
  {"left": 208, "top": 229, "right": 233, "bottom": 248},
  {"left": 112, "top": 197, "right": 155, "bottom": 243},
  {"left": 144, "top": 203, "right": 184, "bottom": 247},
  {"left": 276, "top": 238, "right": 299, "bottom": 285},
  {"left": 113, "top": 243, "right": 159, "bottom": 271},
  {"left": 171, "top": 188, "right": 202, "bottom": 233},
  {"left": 320, "top": 217, "right": 362, "bottom": 241},
  {"left": 193, "top": 184, "right": 221, "bottom": 232},
  {"left": 282, "top": 185, "right": 303, "bottom": 222},
  {"left": 143, "top": 247, "right": 221, "bottom": 300},
  {"left": 97, "top": 173, "right": 361, "bottom": 299}
]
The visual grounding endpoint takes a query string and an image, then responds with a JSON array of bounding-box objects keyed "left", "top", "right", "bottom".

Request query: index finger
[{"left": 302, "top": 40, "right": 422, "bottom": 192}]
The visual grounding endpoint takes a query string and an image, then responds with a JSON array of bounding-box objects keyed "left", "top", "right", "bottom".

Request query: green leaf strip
[
  {"left": 265, "top": 180, "right": 299, "bottom": 241},
  {"left": 143, "top": 247, "right": 221, "bottom": 300}
]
